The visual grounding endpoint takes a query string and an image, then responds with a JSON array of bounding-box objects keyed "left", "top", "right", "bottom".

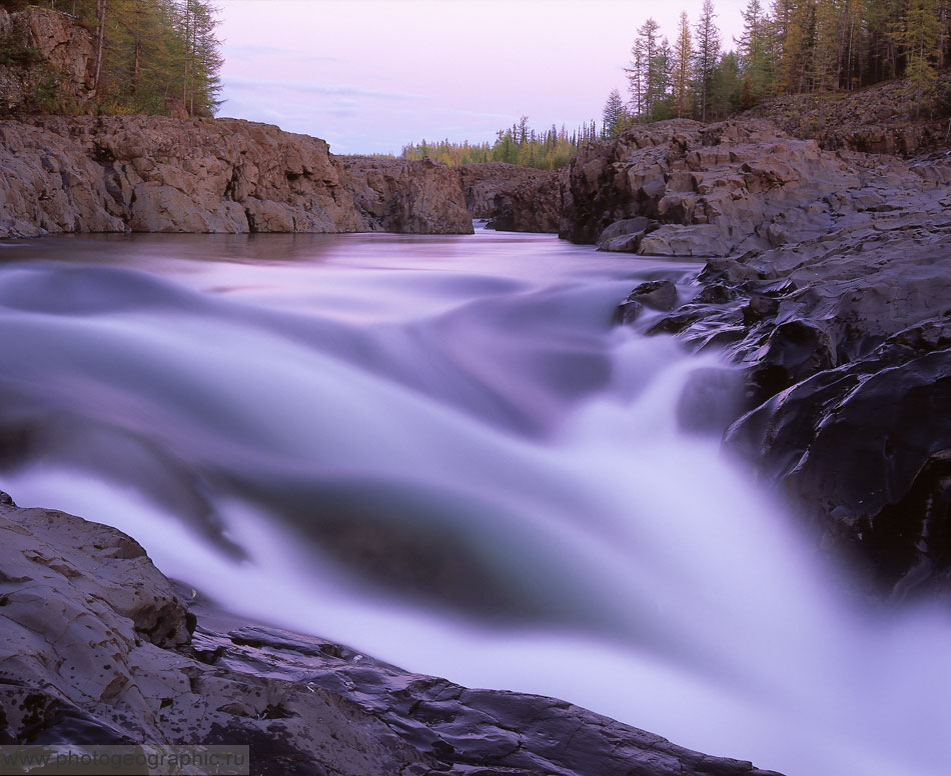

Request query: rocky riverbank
[
  {"left": 581, "top": 118, "right": 951, "bottom": 598},
  {"left": 0, "top": 493, "right": 780, "bottom": 776},
  {"left": 0, "top": 115, "right": 474, "bottom": 238}
]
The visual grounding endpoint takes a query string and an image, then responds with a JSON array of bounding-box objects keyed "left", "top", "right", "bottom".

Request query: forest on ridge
[
  {"left": 1, "top": 0, "right": 222, "bottom": 116},
  {"left": 404, "top": 0, "right": 951, "bottom": 169}
]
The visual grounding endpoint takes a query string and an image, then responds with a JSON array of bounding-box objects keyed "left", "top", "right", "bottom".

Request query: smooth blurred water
[{"left": 0, "top": 230, "right": 948, "bottom": 776}]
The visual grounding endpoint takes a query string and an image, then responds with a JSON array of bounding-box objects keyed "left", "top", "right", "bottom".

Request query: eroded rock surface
[
  {"left": 0, "top": 7, "right": 96, "bottom": 115},
  {"left": 0, "top": 496, "right": 782, "bottom": 775},
  {"left": 0, "top": 116, "right": 473, "bottom": 238},
  {"left": 458, "top": 162, "right": 561, "bottom": 232},
  {"left": 615, "top": 158, "right": 951, "bottom": 598},
  {"left": 561, "top": 118, "right": 951, "bottom": 259}
]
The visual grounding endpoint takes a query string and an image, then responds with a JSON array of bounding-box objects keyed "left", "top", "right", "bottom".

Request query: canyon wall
[{"left": 0, "top": 115, "right": 473, "bottom": 238}]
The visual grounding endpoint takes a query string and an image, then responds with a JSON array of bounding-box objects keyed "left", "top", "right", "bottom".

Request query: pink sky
[{"left": 217, "top": 0, "right": 747, "bottom": 155}]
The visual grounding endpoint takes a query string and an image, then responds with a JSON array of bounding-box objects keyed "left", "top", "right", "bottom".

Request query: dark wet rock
[
  {"left": 458, "top": 162, "right": 561, "bottom": 233},
  {"left": 615, "top": 279, "right": 679, "bottom": 324},
  {"left": 617, "top": 167, "right": 951, "bottom": 598},
  {"left": 0, "top": 499, "right": 782, "bottom": 775}
]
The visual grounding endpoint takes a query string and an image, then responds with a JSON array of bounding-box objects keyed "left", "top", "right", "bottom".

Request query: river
[{"left": 0, "top": 229, "right": 948, "bottom": 776}]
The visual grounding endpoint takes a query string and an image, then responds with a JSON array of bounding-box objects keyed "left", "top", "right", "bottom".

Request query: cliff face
[
  {"left": 558, "top": 118, "right": 916, "bottom": 251},
  {"left": 0, "top": 115, "right": 473, "bottom": 238},
  {"left": 458, "top": 162, "right": 562, "bottom": 233},
  {"left": 0, "top": 7, "right": 96, "bottom": 114},
  {"left": 341, "top": 156, "right": 475, "bottom": 234}
]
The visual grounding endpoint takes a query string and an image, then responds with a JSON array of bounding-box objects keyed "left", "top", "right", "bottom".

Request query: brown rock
[
  {"left": 0, "top": 7, "right": 96, "bottom": 114},
  {"left": 457, "top": 162, "right": 561, "bottom": 232},
  {"left": 0, "top": 116, "right": 473, "bottom": 237}
]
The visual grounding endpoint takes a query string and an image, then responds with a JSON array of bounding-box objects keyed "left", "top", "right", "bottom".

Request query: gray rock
[
  {"left": 596, "top": 216, "right": 651, "bottom": 252},
  {"left": 0, "top": 499, "right": 782, "bottom": 776},
  {"left": 618, "top": 164, "right": 951, "bottom": 598}
]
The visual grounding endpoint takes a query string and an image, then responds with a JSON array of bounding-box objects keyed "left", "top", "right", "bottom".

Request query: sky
[{"left": 216, "top": 0, "right": 747, "bottom": 155}]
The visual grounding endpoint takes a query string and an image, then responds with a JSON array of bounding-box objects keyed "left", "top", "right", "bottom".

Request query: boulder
[{"left": 596, "top": 216, "right": 651, "bottom": 252}]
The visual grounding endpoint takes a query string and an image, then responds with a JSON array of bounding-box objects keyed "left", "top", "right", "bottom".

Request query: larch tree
[
  {"left": 902, "top": 0, "right": 943, "bottom": 118},
  {"left": 694, "top": 0, "right": 722, "bottom": 121},
  {"left": 673, "top": 11, "right": 694, "bottom": 117}
]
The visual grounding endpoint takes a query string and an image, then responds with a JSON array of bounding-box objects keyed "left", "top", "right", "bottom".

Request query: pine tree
[{"left": 737, "top": 0, "right": 774, "bottom": 105}]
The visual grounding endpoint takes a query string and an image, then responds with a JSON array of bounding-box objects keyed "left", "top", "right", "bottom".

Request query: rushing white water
[{"left": 0, "top": 230, "right": 949, "bottom": 776}]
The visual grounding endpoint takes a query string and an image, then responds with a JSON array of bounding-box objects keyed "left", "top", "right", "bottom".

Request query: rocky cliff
[
  {"left": 0, "top": 6, "right": 96, "bottom": 115},
  {"left": 558, "top": 117, "right": 951, "bottom": 253},
  {"left": 590, "top": 118, "right": 951, "bottom": 598},
  {"left": 0, "top": 493, "right": 780, "bottom": 776},
  {"left": 0, "top": 115, "right": 473, "bottom": 238},
  {"left": 458, "top": 162, "right": 561, "bottom": 232}
]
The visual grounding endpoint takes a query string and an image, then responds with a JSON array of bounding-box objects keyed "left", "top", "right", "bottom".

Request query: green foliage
[
  {"left": 620, "top": 0, "right": 951, "bottom": 123},
  {"left": 0, "top": 44, "right": 40, "bottom": 66},
  {"left": 401, "top": 118, "right": 598, "bottom": 169},
  {"left": 21, "top": 0, "right": 223, "bottom": 117},
  {"left": 602, "top": 88, "right": 631, "bottom": 138}
]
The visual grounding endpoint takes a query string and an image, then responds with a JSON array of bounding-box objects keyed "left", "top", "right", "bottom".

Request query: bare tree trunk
[
  {"left": 93, "top": 0, "right": 106, "bottom": 99},
  {"left": 182, "top": 1, "right": 190, "bottom": 115}
]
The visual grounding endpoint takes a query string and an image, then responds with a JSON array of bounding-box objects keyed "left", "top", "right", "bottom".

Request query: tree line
[
  {"left": 1, "top": 0, "right": 222, "bottom": 116},
  {"left": 401, "top": 116, "right": 600, "bottom": 169},
  {"left": 607, "top": 0, "right": 951, "bottom": 135}
]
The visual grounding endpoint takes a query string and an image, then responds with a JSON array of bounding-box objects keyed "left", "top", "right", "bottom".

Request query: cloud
[
  {"left": 223, "top": 77, "right": 428, "bottom": 102},
  {"left": 224, "top": 43, "right": 345, "bottom": 65}
]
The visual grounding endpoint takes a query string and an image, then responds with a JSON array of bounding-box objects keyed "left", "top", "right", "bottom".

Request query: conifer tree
[
  {"left": 694, "top": 0, "right": 722, "bottom": 121},
  {"left": 673, "top": 11, "right": 694, "bottom": 117}
]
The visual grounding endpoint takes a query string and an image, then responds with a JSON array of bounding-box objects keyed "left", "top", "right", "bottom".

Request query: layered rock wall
[
  {"left": 558, "top": 118, "right": 948, "bottom": 255},
  {"left": 458, "top": 162, "right": 561, "bottom": 232},
  {"left": 0, "top": 116, "right": 473, "bottom": 238}
]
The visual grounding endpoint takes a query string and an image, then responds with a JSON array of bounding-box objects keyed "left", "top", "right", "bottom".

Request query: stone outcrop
[
  {"left": 559, "top": 118, "right": 951, "bottom": 257},
  {"left": 458, "top": 162, "right": 561, "bottom": 232},
  {"left": 341, "top": 156, "right": 474, "bottom": 234},
  {"left": 741, "top": 73, "right": 951, "bottom": 157},
  {"left": 611, "top": 144, "right": 951, "bottom": 599},
  {"left": 0, "top": 116, "right": 473, "bottom": 238},
  {"left": 0, "top": 494, "right": 781, "bottom": 776},
  {"left": 0, "top": 6, "right": 96, "bottom": 115}
]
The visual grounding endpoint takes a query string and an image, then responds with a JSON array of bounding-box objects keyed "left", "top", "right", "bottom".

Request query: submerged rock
[{"left": 0, "top": 499, "right": 782, "bottom": 775}]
